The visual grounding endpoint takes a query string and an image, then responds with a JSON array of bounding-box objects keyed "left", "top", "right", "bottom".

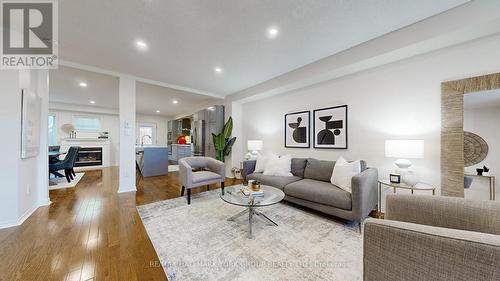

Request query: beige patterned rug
[{"left": 137, "top": 190, "right": 362, "bottom": 281}]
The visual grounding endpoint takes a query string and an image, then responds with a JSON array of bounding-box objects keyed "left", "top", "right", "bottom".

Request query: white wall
[
  {"left": 464, "top": 106, "right": 500, "bottom": 200},
  {"left": 0, "top": 69, "right": 50, "bottom": 228},
  {"left": 236, "top": 34, "right": 500, "bottom": 192}
]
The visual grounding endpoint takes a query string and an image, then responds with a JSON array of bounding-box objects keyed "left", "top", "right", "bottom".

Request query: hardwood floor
[{"left": 0, "top": 167, "right": 241, "bottom": 281}]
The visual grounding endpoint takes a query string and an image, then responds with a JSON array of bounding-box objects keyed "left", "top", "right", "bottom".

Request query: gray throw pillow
[{"left": 304, "top": 158, "right": 335, "bottom": 182}]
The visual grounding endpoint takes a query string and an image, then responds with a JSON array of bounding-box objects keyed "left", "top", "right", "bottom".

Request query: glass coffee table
[{"left": 220, "top": 184, "right": 285, "bottom": 239}]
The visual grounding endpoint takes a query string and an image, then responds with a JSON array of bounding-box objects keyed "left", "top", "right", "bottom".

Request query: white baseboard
[
  {"left": 0, "top": 203, "right": 40, "bottom": 230},
  {"left": 118, "top": 186, "right": 137, "bottom": 193}
]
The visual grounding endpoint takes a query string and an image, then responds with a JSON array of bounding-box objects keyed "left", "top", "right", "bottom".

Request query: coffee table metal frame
[{"left": 220, "top": 185, "right": 284, "bottom": 239}]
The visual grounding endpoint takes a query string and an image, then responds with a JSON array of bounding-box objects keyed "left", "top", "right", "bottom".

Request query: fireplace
[{"left": 75, "top": 147, "right": 103, "bottom": 167}]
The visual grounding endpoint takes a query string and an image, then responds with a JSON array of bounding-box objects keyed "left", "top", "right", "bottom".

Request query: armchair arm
[
  {"left": 363, "top": 218, "right": 500, "bottom": 281},
  {"left": 351, "top": 167, "right": 378, "bottom": 222},
  {"left": 386, "top": 195, "right": 500, "bottom": 235},
  {"left": 206, "top": 158, "right": 226, "bottom": 179},
  {"left": 178, "top": 159, "right": 192, "bottom": 188},
  {"left": 242, "top": 160, "right": 256, "bottom": 181}
]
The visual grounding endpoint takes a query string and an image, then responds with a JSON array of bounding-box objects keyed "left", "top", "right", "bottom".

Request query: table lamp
[
  {"left": 385, "top": 140, "right": 424, "bottom": 185},
  {"left": 245, "top": 140, "right": 263, "bottom": 160}
]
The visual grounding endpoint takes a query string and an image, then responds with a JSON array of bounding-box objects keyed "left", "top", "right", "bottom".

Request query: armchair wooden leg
[
  {"left": 181, "top": 186, "right": 185, "bottom": 196},
  {"left": 207, "top": 185, "right": 210, "bottom": 191},
  {"left": 221, "top": 181, "right": 225, "bottom": 195},
  {"left": 187, "top": 189, "right": 191, "bottom": 205}
]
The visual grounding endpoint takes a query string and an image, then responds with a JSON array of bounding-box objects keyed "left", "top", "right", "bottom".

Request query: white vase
[{"left": 403, "top": 171, "right": 419, "bottom": 186}]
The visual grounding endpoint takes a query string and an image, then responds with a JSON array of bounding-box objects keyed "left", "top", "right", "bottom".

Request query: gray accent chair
[
  {"left": 364, "top": 195, "right": 500, "bottom": 281},
  {"left": 179, "top": 157, "right": 225, "bottom": 204},
  {"left": 242, "top": 158, "right": 378, "bottom": 227}
]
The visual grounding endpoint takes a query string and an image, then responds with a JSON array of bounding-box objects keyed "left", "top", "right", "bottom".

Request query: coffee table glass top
[{"left": 220, "top": 185, "right": 285, "bottom": 207}]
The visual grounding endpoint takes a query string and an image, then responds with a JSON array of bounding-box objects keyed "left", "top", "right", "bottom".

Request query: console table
[{"left": 465, "top": 174, "right": 496, "bottom": 200}]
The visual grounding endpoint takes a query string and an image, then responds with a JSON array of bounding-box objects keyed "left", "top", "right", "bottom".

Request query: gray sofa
[
  {"left": 364, "top": 195, "right": 500, "bottom": 281},
  {"left": 242, "top": 158, "right": 378, "bottom": 226}
]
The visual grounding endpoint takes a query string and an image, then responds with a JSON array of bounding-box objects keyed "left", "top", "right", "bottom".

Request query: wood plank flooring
[{"left": 0, "top": 167, "right": 241, "bottom": 281}]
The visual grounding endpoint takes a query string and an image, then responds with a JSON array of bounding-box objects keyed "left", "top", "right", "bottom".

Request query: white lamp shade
[
  {"left": 247, "top": 140, "right": 263, "bottom": 151},
  {"left": 385, "top": 140, "right": 424, "bottom": 159}
]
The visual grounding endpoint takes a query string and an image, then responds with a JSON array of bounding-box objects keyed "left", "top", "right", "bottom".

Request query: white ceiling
[
  {"left": 465, "top": 89, "right": 500, "bottom": 109},
  {"left": 58, "top": 0, "right": 469, "bottom": 96},
  {"left": 49, "top": 66, "right": 221, "bottom": 117}
]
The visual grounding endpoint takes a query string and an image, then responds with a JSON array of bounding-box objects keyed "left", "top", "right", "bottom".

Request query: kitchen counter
[
  {"left": 136, "top": 146, "right": 169, "bottom": 177},
  {"left": 171, "top": 143, "right": 193, "bottom": 162}
]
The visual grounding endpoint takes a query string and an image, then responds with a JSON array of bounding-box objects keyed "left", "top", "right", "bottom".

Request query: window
[
  {"left": 73, "top": 115, "right": 102, "bottom": 131},
  {"left": 48, "top": 114, "right": 57, "bottom": 146},
  {"left": 137, "top": 122, "right": 156, "bottom": 145}
]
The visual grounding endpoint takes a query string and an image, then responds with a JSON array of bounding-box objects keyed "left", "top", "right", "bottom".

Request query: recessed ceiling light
[
  {"left": 135, "top": 40, "right": 148, "bottom": 50},
  {"left": 214, "top": 67, "right": 222, "bottom": 74},
  {"left": 267, "top": 26, "right": 279, "bottom": 39},
  {"left": 207, "top": 106, "right": 215, "bottom": 111},
  {"left": 79, "top": 82, "right": 88, "bottom": 87},
  {"left": 172, "top": 100, "right": 178, "bottom": 104},
  {"left": 89, "top": 100, "right": 96, "bottom": 104},
  {"left": 156, "top": 110, "right": 160, "bottom": 113}
]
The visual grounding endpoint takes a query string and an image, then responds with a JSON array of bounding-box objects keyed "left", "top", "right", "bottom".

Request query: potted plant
[{"left": 212, "top": 117, "right": 236, "bottom": 162}]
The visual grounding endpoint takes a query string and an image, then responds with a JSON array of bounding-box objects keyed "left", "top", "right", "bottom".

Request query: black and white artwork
[
  {"left": 313, "top": 105, "right": 348, "bottom": 149},
  {"left": 285, "top": 111, "right": 310, "bottom": 148}
]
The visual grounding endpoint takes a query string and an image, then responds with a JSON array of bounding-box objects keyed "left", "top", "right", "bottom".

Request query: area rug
[
  {"left": 49, "top": 172, "right": 85, "bottom": 190},
  {"left": 137, "top": 190, "right": 362, "bottom": 281}
]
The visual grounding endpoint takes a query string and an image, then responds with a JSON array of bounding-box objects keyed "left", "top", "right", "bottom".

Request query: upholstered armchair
[
  {"left": 363, "top": 194, "right": 500, "bottom": 281},
  {"left": 179, "top": 157, "right": 225, "bottom": 204}
]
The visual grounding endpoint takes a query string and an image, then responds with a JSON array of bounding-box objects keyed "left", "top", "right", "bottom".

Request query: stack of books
[{"left": 240, "top": 188, "right": 264, "bottom": 197}]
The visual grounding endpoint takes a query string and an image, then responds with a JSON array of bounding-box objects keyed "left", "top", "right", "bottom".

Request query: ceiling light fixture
[
  {"left": 135, "top": 40, "right": 148, "bottom": 50},
  {"left": 267, "top": 26, "right": 279, "bottom": 39},
  {"left": 89, "top": 100, "right": 96, "bottom": 104},
  {"left": 79, "top": 82, "right": 88, "bottom": 87},
  {"left": 172, "top": 100, "right": 178, "bottom": 104},
  {"left": 156, "top": 110, "right": 161, "bottom": 113},
  {"left": 214, "top": 67, "right": 222, "bottom": 74}
]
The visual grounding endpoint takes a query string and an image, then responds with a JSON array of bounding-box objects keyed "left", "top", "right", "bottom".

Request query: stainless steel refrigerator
[{"left": 191, "top": 120, "right": 205, "bottom": 156}]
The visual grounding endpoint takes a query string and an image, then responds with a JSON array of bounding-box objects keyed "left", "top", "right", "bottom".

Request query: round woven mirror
[{"left": 464, "top": 131, "right": 488, "bottom": 167}]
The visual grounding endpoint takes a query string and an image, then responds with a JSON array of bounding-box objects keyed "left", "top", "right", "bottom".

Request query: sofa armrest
[
  {"left": 351, "top": 167, "right": 378, "bottom": 222},
  {"left": 386, "top": 194, "right": 500, "bottom": 235},
  {"left": 363, "top": 218, "right": 500, "bottom": 281},
  {"left": 242, "top": 160, "right": 256, "bottom": 181}
]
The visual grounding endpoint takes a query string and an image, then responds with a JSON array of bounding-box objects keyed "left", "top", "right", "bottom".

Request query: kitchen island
[{"left": 136, "top": 145, "right": 169, "bottom": 177}]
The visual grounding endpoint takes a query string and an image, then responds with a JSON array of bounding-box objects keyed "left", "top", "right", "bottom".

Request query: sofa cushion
[
  {"left": 291, "top": 158, "right": 307, "bottom": 178},
  {"left": 303, "top": 158, "right": 335, "bottom": 182},
  {"left": 247, "top": 173, "right": 302, "bottom": 190},
  {"left": 284, "top": 179, "right": 352, "bottom": 210}
]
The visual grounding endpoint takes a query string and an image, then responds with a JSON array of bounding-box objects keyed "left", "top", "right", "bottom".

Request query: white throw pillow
[
  {"left": 331, "top": 156, "right": 361, "bottom": 193},
  {"left": 263, "top": 154, "right": 293, "bottom": 177},
  {"left": 254, "top": 154, "right": 274, "bottom": 173}
]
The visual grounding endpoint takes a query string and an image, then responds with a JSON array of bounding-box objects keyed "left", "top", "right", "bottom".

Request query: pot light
[
  {"left": 172, "top": 100, "right": 178, "bottom": 104},
  {"left": 267, "top": 26, "right": 279, "bottom": 39},
  {"left": 89, "top": 100, "right": 96, "bottom": 104},
  {"left": 135, "top": 40, "right": 148, "bottom": 50},
  {"left": 156, "top": 110, "right": 161, "bottom": 113},
  {"left": 79, "top": 82, "right": 88, "bottom": 87},
  {"left": 214, "top": 67, "right": 222, "bottom": 74}
]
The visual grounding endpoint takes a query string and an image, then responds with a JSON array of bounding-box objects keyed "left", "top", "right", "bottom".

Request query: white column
[
  {"left": 224, "top": 100, "right": 243, "bottom": 177},
  {"left": 37, "top": 69, "right": 50, "bottom": 205},
  {"left": 118, "top": 76, "right": 137, "bottom": 193}
]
